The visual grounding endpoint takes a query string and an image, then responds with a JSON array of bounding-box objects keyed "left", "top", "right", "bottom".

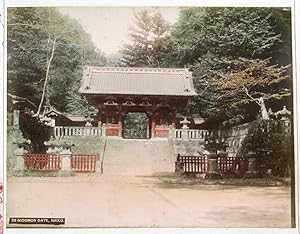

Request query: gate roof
[{"left": 79, "top": 66, "right": 197, "bottom": 97}]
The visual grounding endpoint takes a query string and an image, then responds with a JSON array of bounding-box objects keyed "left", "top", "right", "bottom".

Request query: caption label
[{"left": 9, "top": 217, "right": 65, "bottom": 225}]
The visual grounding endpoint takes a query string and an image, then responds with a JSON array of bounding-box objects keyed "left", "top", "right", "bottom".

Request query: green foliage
[
  {"left": 7, "top": 7, "right": 106, "bottom": 114},
  {"left": 243, "top": 120, "right": 292, "bottom": 177},
  {"left": 120, "top": 9, "right": 172, "bottom": 67},
  {"left": 123, "top": 113, "right": 149, "bottom": 138},
  {"left": 171, "top": 7, "right": 283, "bottom": 65},
  {"left": 213, "top": 58, "right": 291, "bottom": 110},
  {"left": 171, "top": 7, "right": 292, "bottom": 120},
  {"left": 19, "top": 112, "right": 53, "bottom": 152}
]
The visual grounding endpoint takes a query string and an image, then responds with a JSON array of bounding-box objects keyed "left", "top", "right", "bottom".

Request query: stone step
[{"left": 102, "top": 138, "right": 173, "bottom": 175}]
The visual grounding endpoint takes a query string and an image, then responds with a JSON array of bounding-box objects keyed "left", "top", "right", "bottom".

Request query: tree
[
  {"left": 170, "top": 7, "right": 292, "bottom": 120},
  {"left": 120, "top": 9, "right": 172, "bottom": 67},
  {"left": 7, "top": 8, "right": 106, "bottom": 115},
  {"left": 171, "top": 8, "right": 283, "bottom": 65},
  {"left": 213, "top": 58, "right": 291, "bottom": 119}
]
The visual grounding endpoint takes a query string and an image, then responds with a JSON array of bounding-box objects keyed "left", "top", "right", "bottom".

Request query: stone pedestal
[
  {"left": 13, "top": 147, "right": 28, "bottom": 176},
  {"left": 247, "top": 157, "right": 256, "bottom": 171},
  {"left": 60, "top": 148, "right": 72, "bottom": 173},
  {"left": 205, "top": 148, "right": 222, "bottom": 179},
  {"left": 182, "top": 129, "right": 188, "bottom": 139},
  {"left": 209, "top": 158, "right": 218, "bottom": 172},
  {"left": 244, "top": 150, "right": 259, "bottom": 178}
]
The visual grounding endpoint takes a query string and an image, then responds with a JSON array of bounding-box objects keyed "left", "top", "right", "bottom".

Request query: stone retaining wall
[{"left": 221, "top": 122, "right": 255, "bottom": 157}]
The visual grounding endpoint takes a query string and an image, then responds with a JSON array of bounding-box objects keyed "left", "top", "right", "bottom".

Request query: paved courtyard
[{"left": 6, "top": 174, "right": 291, "bottom": 228}]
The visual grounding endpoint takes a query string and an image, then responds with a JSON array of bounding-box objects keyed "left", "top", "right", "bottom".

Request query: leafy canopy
[
  {"left": 7, "top": 7, "right": 106, "bottom": 115},
  {"left": 171, "top": 7, "right": 291, "bottom": 120}
]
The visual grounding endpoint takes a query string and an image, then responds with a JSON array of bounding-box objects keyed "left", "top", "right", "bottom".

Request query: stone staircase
[
  {"left": 102, "top": 137, "right": 175, "bottom": 175},
  {"left": 68, "top": 137, "right": 106, "bottom": 155}
]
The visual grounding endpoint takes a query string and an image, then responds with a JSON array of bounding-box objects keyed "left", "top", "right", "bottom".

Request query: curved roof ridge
[{"left": 80, "top": 66, "right": 197, "bottom": 97}]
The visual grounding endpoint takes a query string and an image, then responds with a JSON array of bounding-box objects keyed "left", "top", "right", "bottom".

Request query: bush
[
  {"left": 243, "top": 120, "right": 292, "bottom": 177},
  {"left": 19, "top": 112, "right": 52, "bottom": 153}
]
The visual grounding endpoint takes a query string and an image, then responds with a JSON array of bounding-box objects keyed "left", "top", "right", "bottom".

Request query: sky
[{"left": 58, "top": 7, "right": 180, "bottom": 55}]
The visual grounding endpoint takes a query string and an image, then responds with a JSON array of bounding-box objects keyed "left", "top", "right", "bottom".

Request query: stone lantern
[
  {"left": 244, "top": 150, "right": 259, "bottom": 178},
  {"left": 12, "top": 130, "right": 31, "bottom": 175},
  {"left": 180, "top": 117, "right": 190, "bottom": 129},
  {"left": 44, "top": 136, "right": 62, "bottom": 154},
  {"left": 217, "top": 138, "right": 228, "bottom": 157},
  {"left": 204, "top": 136, "right": 222, "bottom": 179},
  {"left": 179, "top": 117, "right": 191, "bottom": 139},
  {"left": 85, "top": 115, "right": 93, "bottom": 127},
  {"left": 60, "top": 140, "right": 74, "bottom": 173},
  {"left": 276, "top": 106, "right": 291, "bottom": 121},
  {"left": 275, "top": 106, "right": 292, "bottom": 133}
]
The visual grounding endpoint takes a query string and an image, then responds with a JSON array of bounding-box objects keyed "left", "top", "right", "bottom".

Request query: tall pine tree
[{"left": 120, "top": 9, "right": 171, "bottom": 67}]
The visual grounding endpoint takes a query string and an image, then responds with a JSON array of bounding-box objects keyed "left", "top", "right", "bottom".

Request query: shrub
[{"left": 243, "top": 120, "right": 292, "bottom": 177}]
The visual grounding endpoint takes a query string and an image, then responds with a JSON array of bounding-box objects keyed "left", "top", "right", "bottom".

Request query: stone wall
[
  {"left": 221, "top": 122, "right": 255, "bottom": 157},
  {"left": 169, "top": 138, "right": 206, "bottom": 156},
  {"left": 169, "top": 122, "right": 256, "bottom": 157},
  {"left": 67, "top": 136, "right": 106, "bottom": 155}
]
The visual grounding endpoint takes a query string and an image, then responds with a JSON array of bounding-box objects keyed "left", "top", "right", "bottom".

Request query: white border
[
  {"left": 2, "top": 0, "right": 299, "bottom": 233},
  {"left": 4, "top": 0, "right": 295, "bottom": 7}
]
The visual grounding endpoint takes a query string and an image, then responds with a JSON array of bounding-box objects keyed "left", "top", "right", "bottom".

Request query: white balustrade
[
  {"left": 54, "top": 126, "right": 103, "bottom": 138},
  {"left": 171, "top": 129, "right": 210, "bottom": 139}
]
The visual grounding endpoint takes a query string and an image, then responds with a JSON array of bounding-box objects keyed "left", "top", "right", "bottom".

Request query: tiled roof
[{"left": 79, "top": 66, "right": 197, "bottom": 97}]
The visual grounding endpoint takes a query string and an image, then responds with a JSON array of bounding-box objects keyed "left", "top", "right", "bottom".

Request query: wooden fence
[
  {"left": 175, "top": 155, "right": 248, "bottom": 174},
  {"left": 25, "top": 154, "right": 61, "bottom": 171},
  {"left": 175, "top": 156, "right": 209, "bottom": 173},
  {"left": 71, "top": 154, "right": 98, "bottom": 172},
  {"left": 218, "top": 156, "right": 248, "bottom": 174}
]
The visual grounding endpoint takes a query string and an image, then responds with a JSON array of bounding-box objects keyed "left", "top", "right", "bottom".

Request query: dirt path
[{"left": 6, "top": 175, "right": 291, "bottom": 228}]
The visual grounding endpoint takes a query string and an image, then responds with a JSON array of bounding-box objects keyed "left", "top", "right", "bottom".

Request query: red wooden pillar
[
  {"left": 151, "top": 112, "right": 156, "bottom": 138},
  {"left": 118, "top": 112, "right": 122, "bottom": 137},
  {"left": 172, "top": 109, "right": 176, "bottom": 128}
]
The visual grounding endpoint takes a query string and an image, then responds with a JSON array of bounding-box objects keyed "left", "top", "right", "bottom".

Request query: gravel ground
[{"left": 6, "top": 174, "right": 292, "bottom": 228}]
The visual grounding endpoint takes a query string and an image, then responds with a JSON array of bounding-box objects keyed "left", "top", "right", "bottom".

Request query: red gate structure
[
  {"left": 71, "top": 154, "right": 99, "bottom": 172},
  {"left": 25, "top": 154, "right": 61, "bottom": 171}
]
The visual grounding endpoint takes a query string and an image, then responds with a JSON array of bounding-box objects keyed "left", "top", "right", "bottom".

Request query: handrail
[
  {"left": 54, "top": 126, "right": 103, "bottom": 138},
  {"left": 170, "top": 129, "right": 210, "bottom": 139}
]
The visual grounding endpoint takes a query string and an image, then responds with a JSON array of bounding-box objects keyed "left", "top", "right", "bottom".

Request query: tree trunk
[
  {"left": 258, "top": 97, "right": 269, "bottom": 120},
  {"left": 34, "top": 37, "right": 56, "bottom": 117}
]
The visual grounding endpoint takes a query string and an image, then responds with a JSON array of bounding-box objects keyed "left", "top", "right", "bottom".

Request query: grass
[{"left": 157, "top": 173, "right": 290, "bottom": 187}]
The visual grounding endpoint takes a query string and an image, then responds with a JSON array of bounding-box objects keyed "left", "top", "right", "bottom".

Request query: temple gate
[{"left": 79, "top": 66, "right": 196, "bottom": 138}]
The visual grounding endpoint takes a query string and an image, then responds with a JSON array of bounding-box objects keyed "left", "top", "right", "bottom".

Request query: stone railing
[
  {"left": 54, "top": 126, "right": 104, "bottom": 138},
  {"left": 170, "top": 129, "right": 210, "bottom": 139}
]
